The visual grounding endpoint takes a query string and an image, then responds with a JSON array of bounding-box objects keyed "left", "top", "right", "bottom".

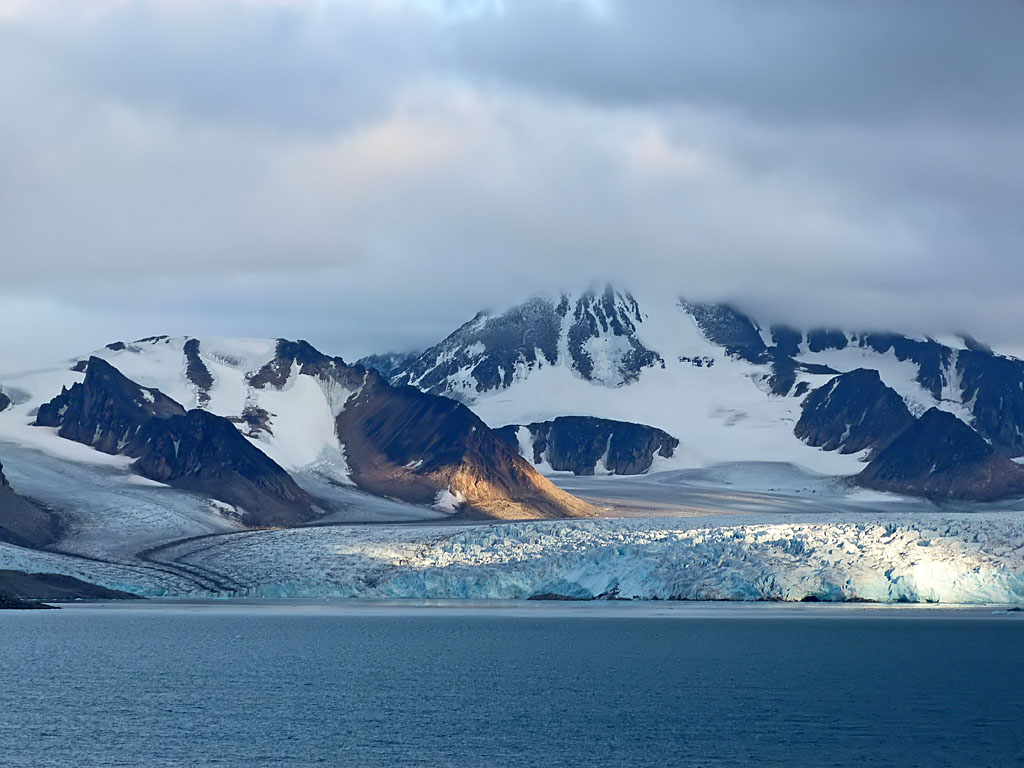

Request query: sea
[{"left": 3, "top": 600, "right": 1023, "bottom": 767}]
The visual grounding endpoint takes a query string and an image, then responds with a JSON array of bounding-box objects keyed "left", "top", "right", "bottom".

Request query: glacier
[
  {"left": 163, "top": 514, "right": 1024, "bottom": 603},
  {"left": 7, "top": 512, "right": 1017, "bottom": 603}
]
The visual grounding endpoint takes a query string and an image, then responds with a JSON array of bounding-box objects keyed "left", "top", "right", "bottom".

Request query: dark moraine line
[{"left": 136, "top": 536, "right": 251, "bottom": 594}]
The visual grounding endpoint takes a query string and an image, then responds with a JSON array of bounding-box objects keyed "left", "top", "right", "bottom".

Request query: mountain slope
[
  {"left": 1, "top": 336, "right": 594, "bottom": 526},
  {"left": 857, "top": 408, "right": 1024, "bottom": 501},
  {"left": 373, "top": 287, "right": 663, "bottom": 398},
  {"left": 361, "top": 288, "right": 867, "bottom": 476},
  {"left": 35, "top": 357, "right": 317, "bottom": 527},
  {"left": 361, "top": 285, "right": 1024, "bottom": 502},
  {"left": 795, "top": 369, "right": 914, "bottom": 457},
  {"left": 336, "top": 373, "right": 594, "bottom": 519}
]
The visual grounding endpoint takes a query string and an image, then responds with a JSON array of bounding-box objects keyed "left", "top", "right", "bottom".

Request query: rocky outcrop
[
  {"left": 0, "top": 460, "right": 59, "bottom": 549},
  {"left": 36, "top": 357, "right": 186, "bottom": 454},
  {"left": 183, "top": 338, "right": 214, "bottom": 406},
  {"left": 795, "top": 369, "right": 914, "bottom": 456},
  {"left": 357, "top": 351, "right": 421, "bottom": 381},
  {"left": 955, "top": 349, "right": 1024, "bottom": 457},
  {"left": 681, "top": 301, "right": 767, "bottom": 362},
  {"left": 856, "top": 408, "right": 1024, "bottom": 501},
  {"left": 565, "top": 288, "right": 662, "bottom": 383},
  {"left": 0, "top": 391, "right": 10, "bottom": 413},
  {"left": 680, "top": 303, "right": 841, "bottom": 396},
  {"left": 806, "top": 329, "right": 848, "bottom": 353},
  {"left": 0, "top": 570, "right": 139, "bottom": 601},
  {"left": 35, "top": 357, "right": 316, "bottom": 526},
  {"left": 249, "top": 339, "right": 364, "bottom": 391},
  {"left": 495, "top": 416, "right": 679, "bottom": 476},
  {"left": 335, "top": 372, "right": 594, "bottom": 519}
]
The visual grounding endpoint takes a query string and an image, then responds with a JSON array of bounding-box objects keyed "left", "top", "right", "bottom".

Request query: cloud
[
  {"left": 0, "top": 0, "right": 1022, "bottom": 368},
  {"left": 450, "top": 0, "right": 1024, "bottom": 127}
]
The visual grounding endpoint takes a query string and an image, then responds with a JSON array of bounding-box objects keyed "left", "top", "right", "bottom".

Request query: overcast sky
[{"left": 2, "top": 0, "right": 1022, "bottom": 370}]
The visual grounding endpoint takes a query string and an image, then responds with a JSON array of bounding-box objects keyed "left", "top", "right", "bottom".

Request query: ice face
[{"left": 7, "top": 512, "right": 1007, "bottom": 603}]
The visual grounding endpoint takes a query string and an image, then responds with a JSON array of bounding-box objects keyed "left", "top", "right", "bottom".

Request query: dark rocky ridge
[
  {"left": 248, "top": 339, "right": 365, "bottom": 392},
  {"left": 795, "top": 369, "right": 914, "bottom": 457},
  {"left": 129, "top": 409, "right": 315, "bottom": 526},
  {"left": 682, "top": 302, "right": 767, "bottom": 361},
  {"left": 35, "top": 357, "right": 316, "bottom": 527},
  {"left": 856, "top": 409, "right": 1024, "bottom": 501},
  {"left": 495, "top": 416, "right": 679, "bottom": 476},
  {"left": 0, "top": 460, "right": 60, "bottom": 549},
  {"left": 955, "top": 349, "right": 1024, "bottom": 457},
  {"left": 683, "top": 302, "right": 836, "bottom": 396},
  {"left": 335, "top": 371, "right": 594, "bottom": 519},
  {"left": 0, "top": 391, "right": 10, "bottom": 412},
  {"left": 36, "top": 357, "right": 185, "bottom": 454},
  {"left": 807, "top": 329, "right": 848, "bottom": 353},
  {"left": 183, "top": 338, "right": 214, "bottom": 406},
  {"left": 355, "top": 351, "right": 420, "bottom": 382}
]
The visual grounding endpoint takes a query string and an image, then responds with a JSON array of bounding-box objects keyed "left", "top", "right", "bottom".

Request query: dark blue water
[{"left": 2, "top": 603, "right": 1023, "bottom": 767}]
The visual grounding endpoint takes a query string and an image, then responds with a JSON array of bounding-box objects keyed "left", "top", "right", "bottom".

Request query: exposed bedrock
[
  {"left": 495, "top": 416, "right": 679, "bottom": 476},
  {"left": 795, "top": 369, "right": 914, "bottom": 457},
  {"left": 857, "top": 408, "right": 1024, "bottom": 501}
]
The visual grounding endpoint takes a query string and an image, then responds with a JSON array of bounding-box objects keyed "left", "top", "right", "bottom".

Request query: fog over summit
[{"left": 1, "top": 0, "right": 1021, "bottom": 368}]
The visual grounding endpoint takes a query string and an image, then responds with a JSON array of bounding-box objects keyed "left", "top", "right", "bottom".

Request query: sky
[{"left": 1, "top": 0, "right": 1022, "bottom": 370}]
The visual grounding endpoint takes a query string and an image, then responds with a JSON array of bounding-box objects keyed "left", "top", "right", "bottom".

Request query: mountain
[
  {"left": 360, "top": 286, "right": 1024, "bottom": 500},
  {"left": 380, "top": 288, "right": 663, "bottom": 395},
  {"left": 494, "top": 416, "right": 679, "bottom": 476},
  {"left": 35, "top": 356, "right": 317, "bottom": 527},
  {"left": 857, "top": 408, "right": 1024, "bottom": 501},
  {"left": 248, "top": 339, "right": 592, "bottom": 519},
  {"left": 337, "top": 373, "right": 592, "bottom": 518},
  {"left": 0, "top": 337, "right": 592, "bottom": 536},
  {"left": 4, "top": 286, "right": 1023, "bottom": 517}
]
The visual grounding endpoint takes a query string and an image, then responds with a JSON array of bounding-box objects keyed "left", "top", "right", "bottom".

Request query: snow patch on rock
[{"left": 433, "top": 488, "right": 467, "bottom": 512}]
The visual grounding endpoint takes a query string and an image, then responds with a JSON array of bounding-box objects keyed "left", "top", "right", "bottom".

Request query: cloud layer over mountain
[{"left": 1, "top": 0, "right": 1021, "bottom": 367}]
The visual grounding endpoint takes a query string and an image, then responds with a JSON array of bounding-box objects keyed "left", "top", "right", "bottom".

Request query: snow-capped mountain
[
  {"left": 3, "top": 304, "right": 1024, "bottom": 606},
  {"left": 0, "top": 336, "right": 592, "bottom": 542},
  {"left": 382, "top": 288, "right": 663, "bottom": 394},
  {"left": 360, "top": 286, "right": 1024, "bottom": 500}
]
